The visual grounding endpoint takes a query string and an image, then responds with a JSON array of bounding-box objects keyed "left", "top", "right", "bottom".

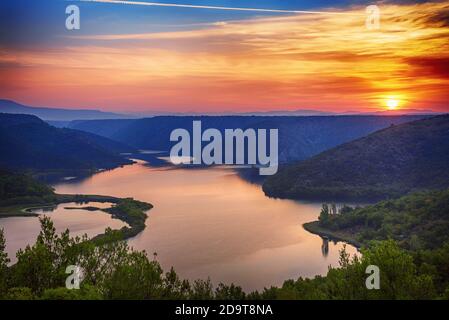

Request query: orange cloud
[{"left": 1, "top": 2, "right": 448, "bottom": 113}]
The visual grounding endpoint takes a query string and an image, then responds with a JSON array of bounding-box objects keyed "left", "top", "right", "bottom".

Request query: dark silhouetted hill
[
  {"left": 0, "top": 113, "right": 135, "bottom": 173},
  {"left": 65, "top": 115, "right": 426, "bottom": 164},
  {"left": 0, "top": 99, "right": 129, "bottom": 121},
  {"left": 263, "top": 115, "right": 449, "bottom": 201}
]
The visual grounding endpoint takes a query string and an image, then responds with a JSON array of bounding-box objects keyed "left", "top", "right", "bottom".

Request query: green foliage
[
  {"left": 270, "top": 241, "right": 437, "bottom": 300},
  {"left": 161, "top": 267, "right": 191, "bottom": 299},
  {"left": 0, "top": 170, "right": 54, "bottom": 204},
  {"left": 4, "top": 287, "right": 36, "bottom": 300},
  {"left": 189, "top": 279, "right": 214, "bottom": 300},
  {"left": 360, "top": 241, "right": 435, "bottom": 299},
  {"left": 0, "top": 216, "right": 247, "bottom": 300},
  {"left": 11, "top": 217, "right": 86, "bottom": 294},
  {"left": 214, "top": 283, "right": 246, "bottom": 300},
  {"left": 413, "top": 243, "right": 449, "bottom": 295},
  {"left": 102, "top": 251, "right": 163, "bottom": 299},
  {"left": 96, "top": 198, "right": 151, "bottom": 242},
  {"left": 41, "top": 285, "right": 102, "bottom": 300},
  {"left": 0, "top": 228, "right": 10, "bottom": 298},
  {"left": 0, "top": 168, "right": 152, "bottom": 242},
  {"left": 264, "top": 115, "right": 449, "bottom": 201},
  {"left": 318, "top": 204, "right": 330, "bottom": 225},
  {"left": 318, "top": 189, "right": 449, "bottom": 250},
  {"left": 0, "top": 113, "right": 133, "bottom": 174},
  {"left": 1, "top": 215, "right": 449, "bottom": 300}
]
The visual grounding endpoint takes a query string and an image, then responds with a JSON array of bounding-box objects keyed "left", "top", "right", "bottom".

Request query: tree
[
  {"left": 190, "top": 278, "right": 214, "bottom": 300},
  {"left": 215, "top": 283, "right": 246, "bottom": 300},
  {"left": 362, "top": 240, "right": 435, "bottom": 299},
  {"left": 1, "top": 214, "right": 446, "bottom": 300},
  {"left": 11, "top": 216, "right": 82, "bottom": 293},
  {"left": 41, "top": 285, "right": 102, "bottom": 300},
  {"left": 161, "top": 267, "right": 190, "bottom": 299},
  {"left": 319, "top": 204, "right": 330, "bottom": 225},
  {"left": 102, "top": 251, "right": 163, "bottom": 299},
  {"left": 4, "top": 287, "right": 35, "bottom": 300},
  {"left": 0, "top": 228, "right": 10, "bottom": 298}
]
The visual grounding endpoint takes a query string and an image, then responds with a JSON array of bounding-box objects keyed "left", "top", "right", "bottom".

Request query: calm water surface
[
  {"left": 50, "top": 160, "right": 358, "bottom": 291},
  {"left": 0, "top": 202, "right": 126, "bottom": 263}
]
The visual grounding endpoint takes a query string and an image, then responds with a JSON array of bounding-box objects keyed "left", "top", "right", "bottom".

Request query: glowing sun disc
[{"left": 386, "top": 99, "right": 399, "bottom": 110}]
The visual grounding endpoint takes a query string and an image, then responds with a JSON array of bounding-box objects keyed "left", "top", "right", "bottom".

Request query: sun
[{"left": 386, "top": 99, "right": 399, "bottom": 110}]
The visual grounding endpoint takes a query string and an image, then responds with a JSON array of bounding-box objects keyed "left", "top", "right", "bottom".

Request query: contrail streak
[{"left": 76, "top": 0, "right": 363, "bottom": 16}]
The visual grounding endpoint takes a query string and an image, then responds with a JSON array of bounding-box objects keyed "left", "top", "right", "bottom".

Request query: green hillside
[
  {"left": 263, "top": 115, "right": 449, "bottom": 201},
  {"left": 0, "top": 113, "right": 134, "bottom": 176},
  {"left": 304, "top": 189, "right": 449, "bottom": 250},
  {"left": 0, "top": 170, "right": 54, "bottom": 203}
]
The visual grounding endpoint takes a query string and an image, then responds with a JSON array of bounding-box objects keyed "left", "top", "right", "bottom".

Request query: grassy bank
[
  {"left": 304, "top": 189, "right": 449, "bottom": 251},
  {"left": 303, "top": 221, "right": 362, "bottom": 248},
  {"left": 0, "top": 194, "right": 118, "bottom": 217},
  {"left": 0, "top": 193, "right": 152, "bottom": 242}
]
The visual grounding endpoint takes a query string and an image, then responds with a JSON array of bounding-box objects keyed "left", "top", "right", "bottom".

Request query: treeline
[
  {"left": 0, "top": 169, "right": 152, "bottom": 240},
  {"left": 0, "top": 218, "right": 247, "bottom": 300},
  {"left": 318, "top": 189, "right": 449, "bottom": 250},
  {"left": 263, "top": 115, "right": 449, "bottom": 201},
  {"left": 0, "top": 113, "right": 134, "bottom": 176},
  {"left": 67, "top": 115, "right": 424, "bottom": 164},
  {"left": 95, "top": 198, "right": 152, "bottom": 241},
  {"left": 0, "top": 170, "right": 55, "bottom": 204},
  {"left": 1, "top": 217, "right": 449, "bottom": 300}
]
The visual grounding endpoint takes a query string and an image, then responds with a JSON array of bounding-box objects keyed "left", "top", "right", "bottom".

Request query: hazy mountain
[
  {"left": 65, "top": 115, "right": 426, "bottom": 164},
  {"left": 236, "top": 110, "right": 337, "bottom": 116},
  {"left": 67, "top": 119, "right": 138, "bottom": 138},
  {"left": 0, "top": 113, "right": 135, "bottom": 174},
  {"left": 263, "top": 115, "right": 449, "bottom": 201},
  {"left": 135, "top": 110, "right": 338, "bottom": 116},
  {"left": 362, "top": 108, "right": 443, "bottom": 116},
  {"left": 0, "top": 99, "right": 130, "bottom": 121}
]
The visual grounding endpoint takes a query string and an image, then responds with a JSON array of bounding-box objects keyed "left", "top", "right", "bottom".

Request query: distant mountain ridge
[
  {"left": 0, "top": 113, "right": 135, "bottom": 177},
  {"left": 263, "top": 115, "right": 449, "bottom": 201},
  {"left": 365, "top": 108, "right": 443, "bottom": 116},
  {"left": 64, "top": 115, "right": 427, "bottom": 164},
  {"left": 0, "top": 100, "right": 130, "bottom": 121},
  {"left": 1, "top": 99, "right": 440, "bottom": 122}
]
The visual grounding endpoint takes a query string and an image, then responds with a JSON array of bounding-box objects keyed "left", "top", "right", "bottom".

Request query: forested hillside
[
  {"left": 264, "top": 115, "right": 449, "bottom": 201},
  {"left": 66, "top": 115, "right": 425, "bottom": 164},
  {"left": 306, "top": 189, "right": 449, "bottom": 250},
  {"left": 0, "top": 113, "right": 134, "bottom": 174},
  {"left": 0, "top": 170, "right": 54, "bottom": 202}
]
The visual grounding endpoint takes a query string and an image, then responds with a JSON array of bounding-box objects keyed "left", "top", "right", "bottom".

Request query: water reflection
[
  {"left": 0, "top": 202, "right": 126, "bottom": 263},
  {"left": 26, "top": 205, "right": 58, "bottom": 214},
  {"left": 53, "top": 160, "right": 358, "bottom": 291},
  {"left": 321, "top": 237, "right": 329, "bottom": 257}
]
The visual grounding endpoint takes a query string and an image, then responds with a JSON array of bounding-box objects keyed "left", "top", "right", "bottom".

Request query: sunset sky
[{"left": 0, "top": 0, "right": 448, "bottom": 113}]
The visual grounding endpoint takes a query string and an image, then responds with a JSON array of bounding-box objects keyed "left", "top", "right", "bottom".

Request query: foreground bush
[{"left": 0, "top": 218, "right": 448, "bottom": 300}]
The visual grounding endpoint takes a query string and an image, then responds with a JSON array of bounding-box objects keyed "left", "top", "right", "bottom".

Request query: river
[{"left": 1, "top": 160, "right": 358, "bottom": 291}]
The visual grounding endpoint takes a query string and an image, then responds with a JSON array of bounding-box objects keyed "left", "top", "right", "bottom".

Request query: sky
[{"left": 0, "top": 0, "right": 448, "bottom": 114}]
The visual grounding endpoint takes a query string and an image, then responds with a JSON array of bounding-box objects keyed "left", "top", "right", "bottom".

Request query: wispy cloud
[
  {"left": 1, "top": 2, "right": 448, "bottom": 112},
  {"left": 76, "top": 0, "right": 362, "bottom": 16}
]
